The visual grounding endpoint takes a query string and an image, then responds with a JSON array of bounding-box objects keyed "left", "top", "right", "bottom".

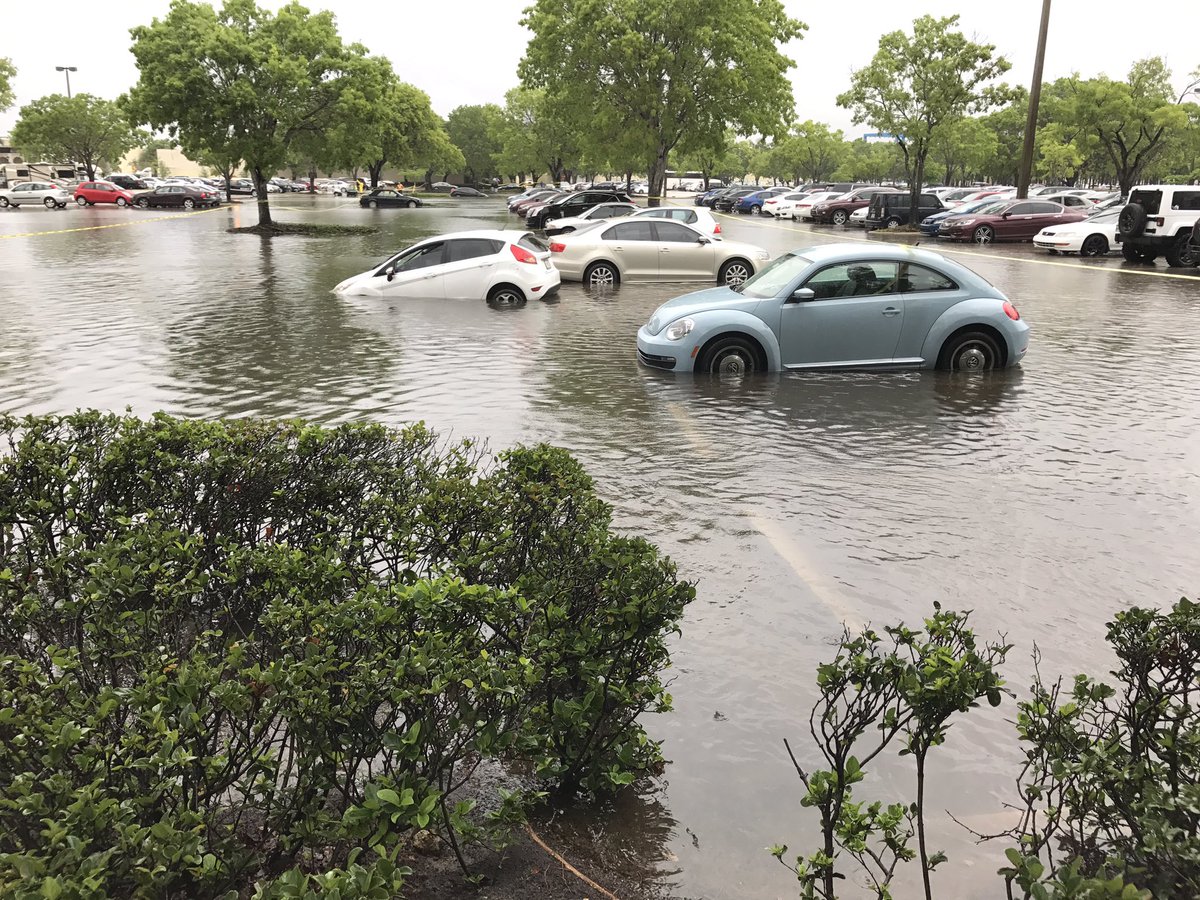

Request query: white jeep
[{"left": 1115, "top": 185, "right": 1200, "bottom": 266}]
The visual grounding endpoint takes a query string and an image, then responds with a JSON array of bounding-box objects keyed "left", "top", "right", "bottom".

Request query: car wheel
[
  {"left": 751, "top": 205, "right": 761, "bottom": 215},
  {"left": 559, "top": 226, "right": 575, "bottom": 234},
  {"left": 76, "top": 197, "right": 89, "bottom": 207},
  {"left": 44, "top": 197, "right": 56, "bottom": 209},
  {"left": 698, "top": 335, "right": 762, "bottom": 376},
  {"left": 1080, "top": 234, "right": 1109, "bottom": 257},
  {"left": 368, "top": 200, "right": 378, "bottom": 209},
  {"left": 487, "top": 285, "right": 527, "bottom": 309},
  {"left": 116, "top": 197, "right": 128, "bottom": 208},
  {"left": 183, "top": 199, "right": 195, "bottom": 210},
  {"left": 584, "top": 262, "right": 619, "bottom": 287},
  {"left": 1164, "top": 232, "right": 1199, "bottom": 267},
  {"left": 885, "top": 216, "right": 902, "bottom": 229},
  {"left": 831, "top": 209, "right": 849, "bottom": 225},
  {"left": 719, "top": 258, "right": 753, "bottom": 286},
  {"left": 136, "top": 198, "right": 150, "bottom": 209},
  {"left": 972, "top": 225, "right": 995, "bottom": 245},
  {"left": 940, "top": 330, "right": 1001, "bottom": 372},
  {"left": 1117, "top": 203, "right": 1146, "bottom": 238},
  {"left": 0, "top": 197, "right": 8, "bottom": 207}
]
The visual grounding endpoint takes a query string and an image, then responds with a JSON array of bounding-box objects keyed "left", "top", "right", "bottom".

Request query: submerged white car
[
  {"left": 1033, "top": 210, "right": 1119, "bottom": 256},
  {"left": 544, "top": 201, "right": 638, "bottom": 236},
  {"left": 333, "top": 229, "right": 560, "bottom": 307}
]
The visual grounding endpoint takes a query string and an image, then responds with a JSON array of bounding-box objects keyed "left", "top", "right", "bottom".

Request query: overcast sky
[{"left": 2, "top": 0, "right": 1197, "bottom": 137}]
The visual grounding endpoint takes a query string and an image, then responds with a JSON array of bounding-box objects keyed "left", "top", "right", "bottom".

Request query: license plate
[{"left": 543, "top": 259, "right": 551, "bottom": 269}]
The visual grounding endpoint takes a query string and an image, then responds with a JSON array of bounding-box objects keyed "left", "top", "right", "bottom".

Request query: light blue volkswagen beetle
[{"left": 636, "top": 243, "right": 1029, "bottom": 375}]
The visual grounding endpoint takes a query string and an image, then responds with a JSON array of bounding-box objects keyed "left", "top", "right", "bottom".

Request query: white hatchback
[
  {"left": 0, "top": 181, "right": 73, "bottom": 209},
  {"left": 333, "top": 230, "right": 560, "bottom": 307}
]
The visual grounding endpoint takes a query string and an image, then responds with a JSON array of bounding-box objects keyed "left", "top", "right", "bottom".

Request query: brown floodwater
[{"left": 2, "top": 194, "right": 1198, "bottom": 899}]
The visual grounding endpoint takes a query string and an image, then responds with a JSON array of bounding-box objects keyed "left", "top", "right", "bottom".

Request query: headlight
[
  {"left": 665, "top": 318, "right": 695, "bottom": 341},
  {"left": 957, "top": 219, "right": 976, "bottom": 226}
]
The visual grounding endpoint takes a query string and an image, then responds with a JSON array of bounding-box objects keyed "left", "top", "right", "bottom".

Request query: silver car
[
  {"left": 636, "top": 243, "right": 1029, "bottom": 375},
  {"left": 0, "top": 181, "right": 73, "bottom": 209},
  {"left": 549, "top": 218, "right": 769, "bottom": 286}
]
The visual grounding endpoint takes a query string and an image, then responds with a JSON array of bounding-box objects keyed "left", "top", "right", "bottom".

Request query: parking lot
[{"left": 2, "top": 193, "right": 1199, "bottom": 899}]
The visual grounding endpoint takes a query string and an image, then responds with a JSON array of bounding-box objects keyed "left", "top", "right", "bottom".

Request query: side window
[
  {"left": 397, "top": 242, "right": 445, "bottom": 271},
  {"left": 1028, "top": 202, "right": 1060, "bottom": 214},
  {"left": 1172, "top": 190, "right": 1200, "bottom": 211},
  {"left": 604, "top": 221, "right": 655, "bottom": 241},
  {"left": 1006, "top": 202, "right": 1035, "bottom": 215},
  {"left": 891, "top": 195, "right": 910, "bottom": 208},
  {"left": 652, "top": 221, "right": 701, "bottom": 242},
  {"left": 680, "top": 210, "right": 697, "bottom": 223},
  {"left": 445, "top": 239, "right": 500, "bottom": 263},
  {"left": 900, "top": 263, "right": 957, "bottom": 292},
  {"left": 518, "top": 233, "right": 549, "bottom": 252},
  {"left": 802, "top": 261, "right": 901, "bottom": 299},
  {"left": 918, "top": 194, "right": 939, "bottom": 205}
]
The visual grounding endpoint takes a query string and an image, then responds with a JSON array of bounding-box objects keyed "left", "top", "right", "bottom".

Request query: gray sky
[{"left": 2, "top": 1, "right": 1197, "bottom": 136}]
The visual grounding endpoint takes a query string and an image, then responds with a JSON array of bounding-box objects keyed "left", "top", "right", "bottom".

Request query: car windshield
[
  {"left": 735, "top": 252, "right": 811, "bottom": 298},
  {"left": 964, "top": 200, "right": 1009, "bottom": 216}
]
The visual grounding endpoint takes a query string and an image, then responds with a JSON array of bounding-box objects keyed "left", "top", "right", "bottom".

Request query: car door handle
[
  {"left": 659, "top": 247, "right": 670, "bottom": 253},
  {"left": 882, "top": 307, "right": 901, "bottom": 317},
  {"left": 612, "top": 245, "right": 624, "bottom": 251}
]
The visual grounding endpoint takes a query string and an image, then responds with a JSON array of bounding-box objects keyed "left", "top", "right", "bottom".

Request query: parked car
[
  {"left": 848, "top": 207, "right": 869, "bottom": 228},
  {"left": 790, "top": 190, "right": 846, "bottom": 221},
  {"left": 549, "top": 218, "right": 769, "bottom": 287},
  {"left": 332, "top": 230, "right": 559, "bottom": 306},
  {"left": 864, "top": 192, "right": 947, "bottom": 229},
  {"left": 73, "top": 181, "right": 135, "bottom": 207},
  {"left": 763, "top": 191, "right": 809, "bottom": 218},
  {"left": 360, "top": 188, "right": 421, "bottom": 209},
  {"left": 629, "top": 206, "right": 722, "bottom": 236},
  {"left": 714, "top": 188, "right": 760, "bottom": 212},
  {"left": 635, "top": 243, "right": 1029, "bottom": 375},
  {"left": 0, "top": 181, "right": 72, "bottom": 209},
  {"left": 544, "top": 202, "right": 638, "bottom": 236},
  {"left": 938, "top": 200, "right": 1085, "bottom": 244},
  {"left": 733, "top": 187, "right": 791, "bottom": 215},
  {"left": 507, "top": 188, "right": 555, "bottom": 209},
  {"left": 526, "top": 189, "right": 632, "bottom": 229},
  {"left": 695, "top": 186, "right": 727, "bottom": 206},
  {"left": 1033, "top": 209, "right": 1120, "bottom": 256},
  {"left": 105, "top": 174, "right": 150, "bottom": 192},
  {"left": 512, "top": 191, "right": 567, "bottom": 216},
  {"left": 919, "top": 199, "right": 1009, "bottom": 237},
  {"left": 591, "top": 181, "right": 620, "bottom": 191},
  {"left": 428, "top": 182, "right": 454, "bottom": 192},
  {"left": 1037, "top": 192, "right": 1095, "bottom": 210},
  {"left": 810, "top": 187, "right": 903, "bottom": 225},
  {"left": 449, "top": 185, "right": 487, "bottom": 198},
  {"left": 1115, "top": 184, "right": 1200, "bottom": 266},
  {"left": 131, "top": 184, "right": 221, "bottom": 209}
]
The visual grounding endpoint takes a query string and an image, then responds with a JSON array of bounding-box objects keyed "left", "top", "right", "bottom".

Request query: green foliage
[
  {"left": 0, "top": 412, "right": 693, "bottom": 899},
  {"left": 928, "top": 116, "right": 997, "bottom": 185},
  {"left": 772, "top": 122, "right": 847, "bottom": 184},
  {"left": 10, "top": 93, "right": 140, "bottom": 181},
  {"left": 134, "top": 137, "right": 175, "bottom": 175},
  {"left": 127, "top": 0, "right": 378, "bottom": 225},
  {"left": 496, "top": 87, "right": 580, "bottom": 184},
  {"left": 0, "top": 58, "right": 14, "bottom": 113},
  {"left": 838, "top": 14, "right": 1010, "bottom": 202},
  {"left": 834, "top": 140, "right": 904, "bottom": 184},
  {"left": 520, "top": 0, "right": 805, "bottom": 202},
  {"left": 445, "top": 104, "right": 505, "bottom": 182}
]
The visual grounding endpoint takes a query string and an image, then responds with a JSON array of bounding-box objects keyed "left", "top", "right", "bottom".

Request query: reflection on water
[{"left": 2, "top": 197, "right": 1199, "bottom": 899}]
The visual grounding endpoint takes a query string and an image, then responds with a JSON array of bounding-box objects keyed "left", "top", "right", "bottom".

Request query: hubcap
[
  {"left": 887, "top": 219, "right": 899, "bottom": 229},
  {"left": 716, "top": 352, "right": 748, "bottom": 375},
  {"left": 956, "top": 346, "right": 988, "bottom": 370},
  {"left": 834, "top": 212, "right": 846, "bottom": 224},
  {"left": 975, "top": 228, "right": 992, "bottom": 244},
  {"left": 724, "top": 264, "right": 750, "bottom": 285},
  {"left": 494, "top": 292, "right": 519, "bottom": 307},
  {"left": 589, "top": 267, "right": 615, "bottom": 286}
]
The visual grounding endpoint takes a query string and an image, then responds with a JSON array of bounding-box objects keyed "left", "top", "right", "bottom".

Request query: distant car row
[{"left": 0, "top": 179, "right": 222, "bottom": 210}]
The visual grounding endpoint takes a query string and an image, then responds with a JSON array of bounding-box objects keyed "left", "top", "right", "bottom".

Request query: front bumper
[{"left": 636, "top": 325, "right": 694, "bottom": 373}]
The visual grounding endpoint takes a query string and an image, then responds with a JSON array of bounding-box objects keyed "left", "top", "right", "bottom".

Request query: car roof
[
  {"left": 796, "top": 241, "right": 977, "bottom": 271},
  {"left": 412, "top": 229, "right": 525, "bottom": 243}
]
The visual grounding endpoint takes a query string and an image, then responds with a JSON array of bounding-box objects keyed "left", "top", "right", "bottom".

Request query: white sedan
[
  {"left": 549, "top": 218, "right": 769, "bottom": 286},
  {"left": 333, "top": 229, "right": 560, "bottom": 307},
  {"left": 544, "top": 201, "right": 638, "bottom": 236},
  {"left": 792, "top": 191, "right": 846, "bottom": 221},
  {"left": 629, "top": 205, "right": 722, "bottom": 236},
  {"left": 848, "top": 207, "right": 869, "bottom": 228},
  {"left": 763, "top": 191, "right": 808, "bottom": 218},
  {"left": 0, "top": 181, "right": 73, "bottom": 209},
  {"left": 1033, "top": 209, "right": 1119, "bottom": 256}
]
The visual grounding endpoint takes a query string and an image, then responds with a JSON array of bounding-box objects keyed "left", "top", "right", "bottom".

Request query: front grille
[{"left": 637, "top": 349, "right": 677, "bottom": 370}]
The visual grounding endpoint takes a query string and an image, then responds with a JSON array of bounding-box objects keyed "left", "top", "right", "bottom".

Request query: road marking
[
  {"left": 705, "top": 207, "right": 1200, "bottom": 282},
  {"left": 0, "top": 204, "right": 227, "bottom": 240}
]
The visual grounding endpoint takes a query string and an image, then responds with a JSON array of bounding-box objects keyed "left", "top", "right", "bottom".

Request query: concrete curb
[{"left": 866, "top": 230, "right": 924, "bottom": 244}]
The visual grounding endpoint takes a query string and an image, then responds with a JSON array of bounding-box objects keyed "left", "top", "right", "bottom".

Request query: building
[
  {"left": 0, "top": 134, "right": 78, "bottom": 185},
  {"left": 861, "top": 132, "right": 899, "bottom": 144}
]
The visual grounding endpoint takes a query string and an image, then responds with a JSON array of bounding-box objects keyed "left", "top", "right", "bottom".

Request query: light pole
[
  {"left": 1177, "top": 79, "right": 1200, "bottom": 104},
  {"left": 1017, "top": 0, "right": 1052, "bottom": 199},
  {"left": 55, "top": 66, "right": 77, "bottom": 98}
]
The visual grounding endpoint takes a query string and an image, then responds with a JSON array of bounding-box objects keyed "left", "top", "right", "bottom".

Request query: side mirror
[
  {"left": 385, "top": 266, "right": 396, "bottom": 282},
  {"left": 788, "top": 287, "right": 816, "bottom": 303},
  {"left": 1001, "top": 212, "right": 1011, "bottom": 219},
  {"left": 697, "top": 236, "right": 711, "bottom": 244}
]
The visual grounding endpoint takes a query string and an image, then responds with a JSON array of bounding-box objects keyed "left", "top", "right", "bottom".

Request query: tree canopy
[
  {"left": 0, "top": 58, "right": 14, "bottom": 112},
  {"left": 10, "top": 94, "right": 140, "bottom": 182},
  {"left": 520, "top": 0, "right": 805, "bottom": 204},
  {"left": 445, "top": 104, "right": 505, "bottom": 183},
  {"left": 128, "top": 0, "right": 378, "bottom": 225}
]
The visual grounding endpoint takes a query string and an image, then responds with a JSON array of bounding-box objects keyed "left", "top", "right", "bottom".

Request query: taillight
[
  {"left": 510, "top": 243, "right": 538, "bottom": 264},
  {"left": 1152, "top": 217, "right": 1164, "bottom": 227},
  {"left": 549, "top": 242, "right": 566, "bottom": 253},
  {"left": 714, "top": 223, "right": 721, "bottom": 234},
  {"left": 1003, "top": 301, "right": 1020, "bottom": 321}
]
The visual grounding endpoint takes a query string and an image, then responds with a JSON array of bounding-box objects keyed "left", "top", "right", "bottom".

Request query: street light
[
  {"left": 1178, "top": 79, "right": 1200, "bottom": 104},
  {"left": 55, "top": 66, "right": 77, "bottom": 98}
]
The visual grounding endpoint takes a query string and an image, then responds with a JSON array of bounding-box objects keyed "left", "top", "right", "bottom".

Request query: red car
[
  {"left": 513, "top": 191, "right": 567, "bottom": 217},
  {"left": 74, "top": 181, "right": 135, "bottom": 208},
  {"left": 938, "top": 200, "right": 1086, "bottom": 244}
]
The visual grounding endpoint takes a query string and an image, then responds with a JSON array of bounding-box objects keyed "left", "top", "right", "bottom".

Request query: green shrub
[{"left": 0, "top": 412, "right": 693, "bottom": 898}]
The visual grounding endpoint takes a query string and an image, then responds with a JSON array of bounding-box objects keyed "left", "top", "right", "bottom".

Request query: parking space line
[
  {"left": 0, "top": 204, "right": 227, "bottom": 240},
  {"left": 704, "top": 207, "right": 1200, "bottom": 282}
]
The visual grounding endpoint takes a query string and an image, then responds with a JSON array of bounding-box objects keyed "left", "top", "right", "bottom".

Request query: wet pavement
[{"left": 2, "top": 194, "right": 1199, "bottom": 899}]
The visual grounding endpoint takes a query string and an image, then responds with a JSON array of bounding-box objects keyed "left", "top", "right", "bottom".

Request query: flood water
[{"left": 2, "top": 194, "right": 1199, "bottom": 899}]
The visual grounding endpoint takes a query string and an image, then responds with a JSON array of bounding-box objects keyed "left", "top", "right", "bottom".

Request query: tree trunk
[
  {"left": 368, "top": 161, "right": 384, "bottom": 189},
  {"left": 702, "top": 173, "right": 710, "bottom": 190},
  {"left": 916, "top": 750, "right": 932, "bottom": 900},
  {"left": 647, "top": 145, "right": 668, "bottom": 207},
  {"left": 223, "top": 164, "right": 233, "bottom": 203},
  {"left": 83, "top": 158, "right": 96, "bottom": 182},
  {"left": 909, "top": 148, "right": 928, "bottom": 224},
  {"left": 252, "top": 166, "right": 273, "bottom": 227},
  {"left": 424, "top": 168, "right": 434, "bottom": 191}
]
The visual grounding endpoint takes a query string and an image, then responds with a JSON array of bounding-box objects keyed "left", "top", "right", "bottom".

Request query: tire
[
  {"left": 1117, "top": 203, "right": 1146, "bottom": 238},
  {"left": 44, "top": 197, "right": 56, "bottom": 209},
  {"left": 698, "top": 335, "right": 762, "bottom": 376},
  {"left": 583, "top": 261, "right": 620, "bottom": 287},
  {"left": 751, "top": 205, "right": 761, "bottom": 215},
  {"left": 182, "top": 199, "right": 195, "bottom": 210},
  {"left": 1164, "top": 232, "right": 1198, "bottom": 268},
  {"left": 972, "top": 225, "right": 995, "bottom": 245},
  {"left": 486, "top": 285, "right": 527, "bottom": 309},
  {"left": 368, "top": 200, "right": 378, "bottom": 209},
  {"left": 136, "top": 198, "right": 150, "bottom": 209},
  {"left": 1079, "top": 234, "right": 1109, "bottom": 257},
  {"left": 116, "top": 197, "right": 128, "bottom": 208},
  {"left": 831, "top": 209, "right": 849, "bottom": 225},
  {"left": 0, "top": 197, "right": 8, "bottom": 207},
  {"left": 885, "top": 216, "right": 902, "bottom": 229},
  {"left": 1121, "top": 243, "right": 1156, "bottom": 263},
  {"left": 76, "top": 197, "right": 88, "bottom": 207},
  {"left": 939, "top": 330, "right": 1002, "bottom": 372},
  {"left": 719, "top": 258, "right": 753, "bottom": 286}
]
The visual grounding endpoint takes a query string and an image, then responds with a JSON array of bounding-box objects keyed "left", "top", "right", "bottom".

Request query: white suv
[{"left": 1116, "top": 185, "right": 1200, "bottom": 266}]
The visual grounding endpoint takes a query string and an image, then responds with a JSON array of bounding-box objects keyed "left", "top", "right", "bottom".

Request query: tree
[
  {"left": 10, "top": 94, "right": 139, "bottom": 182},
  {"left": 774, "top": 121, "right": 846, "bottom": 184},
  {"left": 496, "top": 87, "right": 583, "bottom": 185},
  {"left": 128, "top": 0, "right": 376, "bottom": 227},
  {"left": 928, "top": 116, "right": 997, "bottom": 185},
  {"left": 838, "top": 14, "right": 1010, "bottom": 215},
  {"left": 0, "top": 58, "right": 14, "bottom": 112},
  {"left": 445, "top": 104, "right": 505, "bottom": 184},
  {"left": 419, "top": 127, "right": 465, "bottom": 191},
  {"left": 520, "top": 0, "right": 805, "bottom": 205}
]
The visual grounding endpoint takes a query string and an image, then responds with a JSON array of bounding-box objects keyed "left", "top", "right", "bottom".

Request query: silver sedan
[{"left": 548, "top": 218, "right": 770, "bottom": 287}]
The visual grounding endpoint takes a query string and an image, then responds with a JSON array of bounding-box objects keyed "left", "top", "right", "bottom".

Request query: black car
[
  {"left": 222, "top": 178, "right": 256, "bottom": 196},
  {"left": 526, "top": 190, "right": 632, "bottom": 229},
  {"left": 863, "top": 192, "right": 945, "bottom": 229},
  {"left": 714, "top": 188, "right": 759, "bottom": 213},
  {"left": 132, "top": 185, "right": 221, "bottom": 210},
  {"left": 450, "top": 186, "right": 486, "bottom": 198},
  {"left": 359, "top": 188, "right": 422, "bottom": 209},
  {"left": 106, "top": 174, "right": 149, "bottom": 191}
]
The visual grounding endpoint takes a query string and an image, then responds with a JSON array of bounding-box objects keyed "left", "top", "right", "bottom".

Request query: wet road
[{"left": 2, "top": 195, "right": 1199, "bottom": 898}]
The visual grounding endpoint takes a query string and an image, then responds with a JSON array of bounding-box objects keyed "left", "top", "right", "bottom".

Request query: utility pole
[{"left": 1016, "top": 0, "right": 1051, "bottom": 199}]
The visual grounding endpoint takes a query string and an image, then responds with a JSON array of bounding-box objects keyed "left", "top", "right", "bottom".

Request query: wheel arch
[
  {"left": 688, "top": 311, "right": 782, "bottom": 372},
  {"left": 582, "top": 258, "right": 623, "bottom": 283},
  {"left": 487, "top": 281, "right": 528, "bottom": 302},
  {"left": 935, "top": 322, "right": 1009, "bottom": 369},
  {"left": 919, "top": 300, "right": 1019, "bottom": 369}
]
